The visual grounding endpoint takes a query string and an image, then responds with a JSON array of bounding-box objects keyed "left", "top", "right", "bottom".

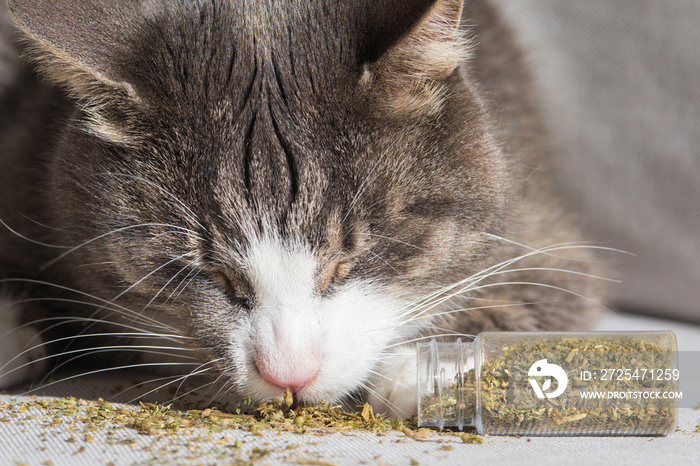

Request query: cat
[{"left": 0, "top": 0, "right": 603, "bottom": 416}]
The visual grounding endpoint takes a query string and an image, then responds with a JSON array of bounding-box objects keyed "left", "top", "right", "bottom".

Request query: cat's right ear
[
  {"left": 8, "top": 0, "right": 144, "bottom": 144},
  {"left": 362, "top": 0, "right": 469, "bottom": 118}
]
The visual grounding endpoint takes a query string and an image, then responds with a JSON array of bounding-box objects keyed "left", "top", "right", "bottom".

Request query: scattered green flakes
[
  {"left": 1, "top": 392, "right": 456, "bottom": 464},
  {"left": 250, "top": 446, "right": 270, "bottom": 457},
  {"left": 461, "top": 433, "right": 484, "bottom": 444},
  {"left": 289, "top": 459, "right": 337, "bottom": 466},
  {"left": 252, "top": 400, "right": 406, "bottom": 434}
]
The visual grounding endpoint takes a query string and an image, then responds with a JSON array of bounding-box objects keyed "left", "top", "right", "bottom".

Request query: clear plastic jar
[{"left": 417, "top": 331, "right": 678, "bottom": 436}]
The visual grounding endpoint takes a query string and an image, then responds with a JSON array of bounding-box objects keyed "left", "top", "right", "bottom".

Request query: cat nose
[
  {"left": 254, "top": 349, "right": 321, "bottom": 392},
  {"left": 258, "top": 365, "right": 319, "bottom": 392}
]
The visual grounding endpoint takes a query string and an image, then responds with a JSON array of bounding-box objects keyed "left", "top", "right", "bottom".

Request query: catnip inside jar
[{"left": 417, "top": 331, "right": 679, "bottom": 436}]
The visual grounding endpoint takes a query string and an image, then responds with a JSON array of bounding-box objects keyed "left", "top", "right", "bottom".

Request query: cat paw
[
  {"left": 365, "top": 347, "right": 418, "bottom": 419},
  {"left": 0, "top": 301, "right": 47, "bottom": 389}
]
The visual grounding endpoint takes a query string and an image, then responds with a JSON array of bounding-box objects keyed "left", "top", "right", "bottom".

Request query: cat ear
[
  {"left": 366, "top": 0, "right": 469, "bottom": 116},
  {"left": 8, "top": 0, "right": 143, "bottom": 144}
]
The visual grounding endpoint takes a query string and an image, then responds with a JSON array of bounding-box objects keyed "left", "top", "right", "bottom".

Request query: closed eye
[
  {"left": 212, "top": 271, "right": 253, "bottom": 309},
  {"left": 317, "top": 259, "right": 353, "bottom": 292}
]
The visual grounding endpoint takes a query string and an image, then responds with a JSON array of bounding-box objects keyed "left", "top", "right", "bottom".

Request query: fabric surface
[
  {"left": 0, "top": 404, "right": 697, "bottom": 466},
  {"left": 492, "top": 0, "right": 700, "bottom": 323},
  {"left": 1, "top": 312, "right": 699, "bottom": 465}
]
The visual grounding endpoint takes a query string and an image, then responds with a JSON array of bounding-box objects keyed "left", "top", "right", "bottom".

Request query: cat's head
[{"left": 10, "top": 0, "right": 509, "bottom": 404}]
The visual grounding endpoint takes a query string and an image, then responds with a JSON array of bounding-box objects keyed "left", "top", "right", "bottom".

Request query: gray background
[{"left": 494, "top": 0, "right": 700, "bottom": 323}]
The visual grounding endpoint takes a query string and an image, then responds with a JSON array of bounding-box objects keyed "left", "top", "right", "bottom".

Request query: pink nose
[{"left": 255, "top": 351, "right": 320, "bottom": 391}]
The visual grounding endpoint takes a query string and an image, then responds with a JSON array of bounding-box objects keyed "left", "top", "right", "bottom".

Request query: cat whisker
[
  {"left": 117, "top": 359, "right": 225, "bottom": 406},
  {"left": 405, "top": 301, "right": 551, "bottom": 324},
  {"left": 1, "top": 331, "right": 196, "bottom": 382},
  {"left": 90, "top": 250, "right": 197, "bottom": 319},
  {"left": 397, "top": 242, "right": 620, "bottom": 320},
  {"left": 164, "top": 264, "right": 206, "bottom": 305},
  {"left": 418, "top": 325, "right": 478, "bottom": 338},
  {"left": 366, "top": 368, "right": 413, "bottom": 392},
  {"left": 20, "top": 361, "right": 204, "bottom": 396},
  {"left": 16, "top": 212, "right": 69, "bottom": 233},
  {"left": 169, "top": 359, "right": 225, "bottom": 399},
  {"left": 383, "top": 333, "right": 477, "bottom": 350},
  {"left": 125, "top": 362, "right": 220, "bottom": 405},
  {"left": 0, "top": 298, "right": 181, "bottom": 335},
  {"left": 96, "top": 172, "right": 207, "bottom": 232},
  {"left": 167, "top": 377, "right": 223, "bottom": 407},
  {"left": 63, "top": 252, "right": 200, "bottom": 348},
  {"left": 402, "top": 264, "right": 616, "bottom": 324},
  {"left": 0, "top": 278, "right": 180, "bottom": 331},
  {"left": 142, "top": 230, "right": 204, "bottom": 248},
  {"left": 464, "top": 280, "right": 605, "bottom": 307},
  {"left": 391, "top": 250, "right": 539, "bottom": 317},
  {"left": 398, "top": 278, "right": 609, "bottom": 336},
  {"left": 52, "top": 317, "right": 184, "bottom": 363},
  {"left": 140, "top": 255, "right": 204, "bottom": 312},
  {"left": 343, "top": 390, "right": 365, "bottom": 410},
  {"left": 341, "top": 149, "right": 388, "bottom": 224},
  {"left": 170, "top": 266, "right": 206, "bottom": 303},
  {"left": 4, "top": 317, "right": 190, "bottom": 368},
  {"left": 482, "top": 233, "right": 632, "bottom": 260},
  {"left": 367, "top": 250, "right": 401, "bottom": 274},
  {"left": 203, "top": 374, "right": 237, "bottom": 408},
  {"left": 0, "top": 217, "right": 69, "bottom": 249},
  {"left": 106, "top": 372, "right": 199, "bottom": 403},
  {"left": 108, "top": 359, "right": 222, "bottom": 401},
  {"left": 77, "top": 260, "right": 119, "bottom": 268},
  {"left": 357, "top": 380, "right": 407, "bottom": 417},
  {"left": 37, "top": 346, "right": 201, "bottom": 387},
  {"left": 40, "top": 223, "right": 202, "bottom": 270},
  {"left": 483, "top": 266, "right": 619, "bottom": 283}
]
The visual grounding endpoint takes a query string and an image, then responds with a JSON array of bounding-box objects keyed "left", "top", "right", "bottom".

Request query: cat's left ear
[{"left": 8, "top": 0, "right": 144, "bottom": 144}]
